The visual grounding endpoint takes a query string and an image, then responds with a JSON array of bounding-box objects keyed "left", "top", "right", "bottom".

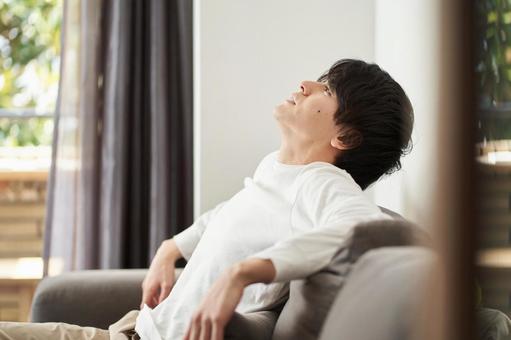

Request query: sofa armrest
[{"left": 30, "top": 268, "right": 182, "bottom": 329}]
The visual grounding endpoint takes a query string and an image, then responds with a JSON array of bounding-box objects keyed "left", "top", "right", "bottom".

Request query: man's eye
[{"left": 324, "top": 86, "right": 332, "bottom": 96}]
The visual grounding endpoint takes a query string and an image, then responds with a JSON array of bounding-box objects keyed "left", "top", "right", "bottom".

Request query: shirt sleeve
[
  {"left": 173, "top": 151, "right": 277, "bottom": 261},
  {"left": 173, "top": 200, "right": 228, "bottom": 261},
  {"left": 248, "top": 168, "right": 388, "bottom": 282}
]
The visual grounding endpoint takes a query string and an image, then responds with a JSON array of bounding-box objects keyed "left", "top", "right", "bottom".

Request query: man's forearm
[
  {"left": 231, "top": 258, "right": 276, "bottom": 287},
  {"left": 160, "top": 238, "right": 184, "bottom": 262}
]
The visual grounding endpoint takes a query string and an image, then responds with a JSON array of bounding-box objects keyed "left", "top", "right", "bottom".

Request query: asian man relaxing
[{"left": 0, "top": 58, "right": 414, "bottom": 340}]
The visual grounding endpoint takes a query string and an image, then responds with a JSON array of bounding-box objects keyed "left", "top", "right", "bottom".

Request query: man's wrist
[
  {"left": 231, "top": 258, "right": 276, "bottom": 287},
  {"left": 160, "top": 239, "right": 182, "bottom": 262}
]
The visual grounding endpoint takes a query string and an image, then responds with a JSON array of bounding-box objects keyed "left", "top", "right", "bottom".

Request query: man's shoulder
[
  {"left": 291, "top": 163, "right": 380, "bottom": 228},
  {"left": 252, "top": 149, "right": 279, "bottom": 180}
]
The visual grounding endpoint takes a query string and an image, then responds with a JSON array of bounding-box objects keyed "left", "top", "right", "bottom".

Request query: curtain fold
[{"left": 43, "top": 0, "right": 193, "bottom": 275}]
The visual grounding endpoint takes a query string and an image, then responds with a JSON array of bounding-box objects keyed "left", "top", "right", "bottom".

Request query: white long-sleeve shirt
[{"left": 135, "top": 150, "right": 388, "bottom": 340}]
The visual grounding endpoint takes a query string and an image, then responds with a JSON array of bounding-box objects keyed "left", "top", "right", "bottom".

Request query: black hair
[{"left": 318, "top": 59, "right": 414, "bottom": 190}]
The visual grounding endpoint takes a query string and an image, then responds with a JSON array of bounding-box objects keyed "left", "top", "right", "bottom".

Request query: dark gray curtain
[{"left": 43, "top": 0, "right": 193, "bottom": 275}]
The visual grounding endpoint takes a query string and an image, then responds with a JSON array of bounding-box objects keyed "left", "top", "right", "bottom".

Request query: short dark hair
[{"left": 318, "top": 59, "right": 414, "bottom": 190}]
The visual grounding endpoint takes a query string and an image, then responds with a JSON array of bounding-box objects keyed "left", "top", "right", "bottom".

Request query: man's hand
[
  {"left": 183, "top": 266, "right": 244, "bottom": 340},
  {"left": 183, "top": 258, "right": 276, "bottom": 340},
  {"left": 140, "top": 239, "right": 182, "bottom": 309}
]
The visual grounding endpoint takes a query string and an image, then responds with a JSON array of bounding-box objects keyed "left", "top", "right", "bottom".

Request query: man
[
  {"left": 0, "top": 59, "right": 413, "bottom": 340},
  {"left": 137, "top": 59, "right": 413, "bottom": 340}
]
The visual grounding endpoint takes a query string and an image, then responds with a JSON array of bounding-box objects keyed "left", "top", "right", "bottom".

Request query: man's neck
[{"left": 278, "top": 139, "right": 337, "bottom": 165}]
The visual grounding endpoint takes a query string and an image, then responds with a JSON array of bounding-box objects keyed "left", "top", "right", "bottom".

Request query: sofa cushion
[
  {"left": 225, "top": 309, "right": 281, "bottom": 340},
  {"left": 271, "top": 218, "right": 430, "bottom": 340},
  {"left": 319, "top": 246, "right": 435, "bottom": 340}
]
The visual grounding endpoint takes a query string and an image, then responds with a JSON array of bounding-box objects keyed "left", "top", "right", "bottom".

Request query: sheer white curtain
[{"left": 44, "top": 0, "right": 105, "bottom": 275}]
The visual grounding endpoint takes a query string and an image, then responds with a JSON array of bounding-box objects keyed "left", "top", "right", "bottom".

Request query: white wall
[
  {"left": 366, "top": 0, "right": 440, "bottom": 226},
  {"left": 194, "top": 0, "right": 376, "bottom": 216}
]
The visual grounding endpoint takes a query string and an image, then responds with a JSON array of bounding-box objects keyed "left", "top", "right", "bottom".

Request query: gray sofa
[{"left": 30, "top": 217, "right": 436, "bottom": 340}]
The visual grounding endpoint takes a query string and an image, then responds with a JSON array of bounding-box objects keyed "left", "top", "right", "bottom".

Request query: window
[{"left": 0, "top": 0, "right": 62, "bottom": 321}]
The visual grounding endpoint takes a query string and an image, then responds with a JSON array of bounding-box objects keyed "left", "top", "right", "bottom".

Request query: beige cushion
[{"left": 319, "top": 247, "right": 435, "bottom": 340}]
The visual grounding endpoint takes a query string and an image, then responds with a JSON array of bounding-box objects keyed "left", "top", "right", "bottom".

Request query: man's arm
[
  {"left": 140, "top": 238, "right": 183, "bottom": 308},
  {"left": 232, "top": 258, "right": 276, "bottom": 285},
  {"left": 140, "top": 201, "right": 228, "bottom": 309},
  {"left": 182, "top": 216, "right": 383, "bottom": 340},
  {"left": 246, "top": 170, "right": 387, "bottom": 283},
  {"left": 183, "top": 258, "right": 276, "bottom": 340}
]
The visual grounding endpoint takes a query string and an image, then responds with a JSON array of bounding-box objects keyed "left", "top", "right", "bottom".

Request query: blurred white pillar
[{"left": 368, "top": 0, "right": 441, "bottom": 228}]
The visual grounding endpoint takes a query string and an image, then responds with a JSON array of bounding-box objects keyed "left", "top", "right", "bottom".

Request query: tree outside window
[{"left": 0, "top": 0, "right": 62, "bottom": 147}]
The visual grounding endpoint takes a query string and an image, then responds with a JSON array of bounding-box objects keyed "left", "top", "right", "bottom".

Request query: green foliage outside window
[
  {"left": 0, "top": 117, "right": 53, "bottom": 146},
  {"left": 0, "top": 0, "right": 62, "bottom": 147},
  {"left": 476, "top": 0, "right": 511, "bottom": 107}
]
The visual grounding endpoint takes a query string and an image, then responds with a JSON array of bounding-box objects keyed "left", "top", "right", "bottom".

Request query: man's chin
[
  {"left": 273, "top": 111, "right": 284, "bottom": 122},
  {"left": 273, "top": 104, "right": 289, "bottom": 119}
]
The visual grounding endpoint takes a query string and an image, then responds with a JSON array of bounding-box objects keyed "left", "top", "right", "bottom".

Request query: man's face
[{"left": 274, "top": 80, "right": 340, "bottom": 143}]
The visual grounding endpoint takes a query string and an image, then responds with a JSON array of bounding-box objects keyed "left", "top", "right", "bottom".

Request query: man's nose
[{"left": 300, "top": 81, "right": 318, "bottom": 96}]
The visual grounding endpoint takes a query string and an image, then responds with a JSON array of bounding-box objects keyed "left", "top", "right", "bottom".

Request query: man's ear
[{"left": 330, "top": 128, "right": 363, "bottom": 151}]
